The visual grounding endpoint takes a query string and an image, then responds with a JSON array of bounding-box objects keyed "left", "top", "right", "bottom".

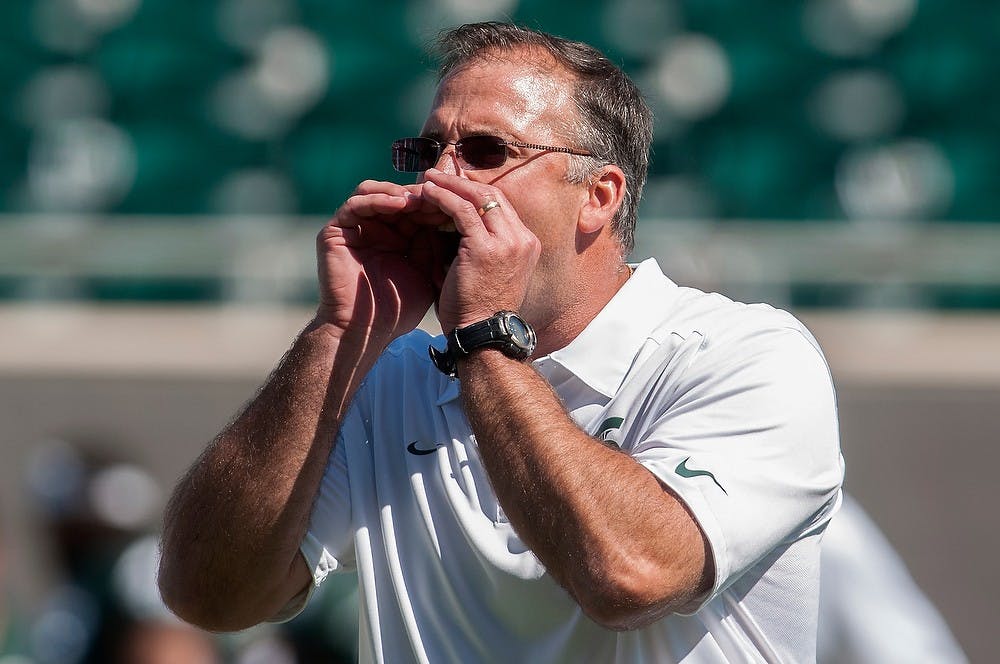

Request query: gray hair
[{"left": 434, "top": 22, "right": 653, "bottom": 255}]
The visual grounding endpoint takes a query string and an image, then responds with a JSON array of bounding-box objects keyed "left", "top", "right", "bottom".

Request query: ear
[{"left": 578, "top": 165, "right": 626, "bottom": 235}]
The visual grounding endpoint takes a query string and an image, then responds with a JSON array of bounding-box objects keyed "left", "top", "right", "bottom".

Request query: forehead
[{"left": 423, "top": 53, "right": 577, "bottom": 138}]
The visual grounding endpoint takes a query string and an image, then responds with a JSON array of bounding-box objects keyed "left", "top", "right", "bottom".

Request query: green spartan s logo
[{"left": 596, "top": 417, "right": 624, "bottom": 446}]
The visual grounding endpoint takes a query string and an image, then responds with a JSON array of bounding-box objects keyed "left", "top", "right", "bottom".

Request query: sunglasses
[{"left": 391, "top": 135, "right": 593, "bottom": 172}]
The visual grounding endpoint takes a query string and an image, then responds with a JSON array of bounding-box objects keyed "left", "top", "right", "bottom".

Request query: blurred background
[{"left": 0, "top": 0, "right": 996, "bottom": 662}]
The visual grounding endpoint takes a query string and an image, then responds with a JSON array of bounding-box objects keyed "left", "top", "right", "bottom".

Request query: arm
[
  {"left": 418, "top": 169, "right": 712, "bottom": 630},
  {"left": 158, "top": 181, "right": 450, "bottom": 631},
  {"left": 458, "top": 349, "right": 713, "bottom": 631}
]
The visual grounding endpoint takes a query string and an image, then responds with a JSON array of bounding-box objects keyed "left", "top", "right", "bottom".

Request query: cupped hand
[
  {"left": 314, "top": 180, "right": 453, "bottom": 346},
  {"left": 419, "top": 169, "right": 541, "bottom": 333}
]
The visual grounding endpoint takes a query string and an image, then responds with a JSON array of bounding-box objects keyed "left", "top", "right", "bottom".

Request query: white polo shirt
[{"left": 296, "top": 258, "right": 844, "bottom": 663}]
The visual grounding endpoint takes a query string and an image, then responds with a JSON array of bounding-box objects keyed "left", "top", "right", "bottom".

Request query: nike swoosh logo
[
  {"left": 675, "top": 457, "right": 727, "bottom": 494},
  {"left": 407, "top": 441, "right": 442, "bottom": 456}
]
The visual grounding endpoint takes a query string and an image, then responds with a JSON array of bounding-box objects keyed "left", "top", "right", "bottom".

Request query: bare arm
[
  {"left": 419, "top": 168, "right": 712, "bottom": 630},
  {"left": 458, "top": 349, "right": 713, "bottom": 631},
  {"left": 158, "top": 318, "right": 381, "bottom": 631},
  {"left": 158, "top": 181, "right": 450, "bottom": 631}
]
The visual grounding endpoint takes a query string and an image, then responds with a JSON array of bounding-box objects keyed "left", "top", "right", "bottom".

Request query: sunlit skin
[
  {"left": 417, "top": 54, "right": 630, "bottom": 354},
  {"left": 157, "top": 45, "right": 710, "bottom": 635},
  {"left": 312, "top": 49, "right": 631, "bottom": 356},
  {"left": 306, "top": 47, "right": 710, "bottom": 623}
]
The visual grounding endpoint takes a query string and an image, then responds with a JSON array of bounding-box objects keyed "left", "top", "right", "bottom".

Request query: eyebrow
[{"left": 420, "top": 127, "right": 512, "bottom": 141}]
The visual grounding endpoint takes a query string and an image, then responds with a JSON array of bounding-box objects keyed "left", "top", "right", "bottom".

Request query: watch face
[{"left": 505, "top": 314, "right": 535, "bottom": 350}]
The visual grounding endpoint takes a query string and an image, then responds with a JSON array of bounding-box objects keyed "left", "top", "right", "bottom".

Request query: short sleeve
[
  {"left": 302, "top": 418, "right": 360, "bottom": 582},
  {"left": 630, "top": 326, "right": 844, "bottom": 607},
  {"left": 270, "top": 409, "right": 361, "bottom": 622}
]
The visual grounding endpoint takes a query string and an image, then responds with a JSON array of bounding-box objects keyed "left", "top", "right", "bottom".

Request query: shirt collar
[
  {"left": 434, "top": 258, "right": 676, "bottom": 403},
  {"left": 540, "top": 257, "right": 676, "bottom": 398}
]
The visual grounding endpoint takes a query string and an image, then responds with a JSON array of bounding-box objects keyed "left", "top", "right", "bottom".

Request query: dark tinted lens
[
  {"left": 457, "top": 136, "right": 507, "bottom": 169},
  {"left": 392, "top": 138, "right": 441, "bottom": 172}
]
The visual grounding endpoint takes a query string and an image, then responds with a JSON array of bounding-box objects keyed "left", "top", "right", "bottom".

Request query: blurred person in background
[
  {"left": 105, "top": 534, "right": 223, "bottom": 664},
  {"left": 818, "top": 493, "right": 967, "bottom": 664},
  {"left": 111, "top": 619, "right": 218, "bottom": 664},
  {"left": 159, "top": 21, "right": 843, "bottom": 663},
  {"left": 25, "top": 437, "right": 156, "bottom": 664},
  {"left": 21, "top": 431, "right": 345, "bottom": 663},
  {"left": 23, "top": 437, "right": 227, "bottom": 664},
  {"left": 1, "top": 503, "right": 34, "bottom": 663}
]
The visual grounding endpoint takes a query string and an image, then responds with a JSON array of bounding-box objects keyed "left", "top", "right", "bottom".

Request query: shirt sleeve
[
  {"left": 303, "top": 404, "right": 364, "bottom": 576},
  {"left": 628, "top": 326, "right": 844, "bottom": 608},
  {"left": 270, "top": 421, "right": 358, "bottom": 623},
  {"left": 269, "top": 393, "right": 366, "bottom": 621}
]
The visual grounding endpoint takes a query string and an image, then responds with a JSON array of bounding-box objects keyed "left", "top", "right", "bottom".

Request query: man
[{"left": 158, "top": 22, "right": 844, "bottom": 663}]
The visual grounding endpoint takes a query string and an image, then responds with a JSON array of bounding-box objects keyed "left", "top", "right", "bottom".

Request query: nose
[
  {"left": 435, "top": 146, "right": 462, "bottom": 175},
  {"left": 415, "top": 146, "right": 462, "bottom": 183}
]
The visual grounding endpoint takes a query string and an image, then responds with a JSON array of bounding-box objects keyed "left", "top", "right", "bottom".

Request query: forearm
[
  {"left": 159, "top": 317, "right": 383, "bottom": 630},
  {"left": 459, "top": 350, "right": 711, "bottom": 629}
]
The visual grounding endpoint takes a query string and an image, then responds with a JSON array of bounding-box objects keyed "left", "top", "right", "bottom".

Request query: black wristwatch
[{"left": 429, "top": 311, "right": 537, "bottom": 377}]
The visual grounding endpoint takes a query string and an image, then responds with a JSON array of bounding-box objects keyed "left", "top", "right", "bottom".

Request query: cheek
[
  {"left": 529, "top": 222, "right": 577, "bottom": 287},
  {"left": 524, "top": 191, "right": 582, "bottom": 250},
  {"left": 497, "top": 165, "right": 586, "bottom": 252}
]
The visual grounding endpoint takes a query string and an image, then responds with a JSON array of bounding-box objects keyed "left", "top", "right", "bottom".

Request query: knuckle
[
  {"left": 318, "top": 216, "right": 337, "bottom": 237},
  {"left": 528, "top": 234, "right": 541, "bottom": 253},
  {"left": 461, "top": 200, "right": 480, "bottom": 217},
  {"left": 515, "top": 231, "right": 539, "bottom": 253}
]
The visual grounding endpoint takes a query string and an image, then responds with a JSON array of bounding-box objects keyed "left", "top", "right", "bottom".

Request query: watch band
[
  {"left": 429, "top": 311, "right": 535, "bottom": 377},
  {"left": 449, "top": 316, "right": 507, "bottom": 355}
]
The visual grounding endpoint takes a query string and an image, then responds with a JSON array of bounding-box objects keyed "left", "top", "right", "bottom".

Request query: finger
[
  {"left": 335, "top": 192, "right": 415, "bottom": 226},
  {"left": 401, "top": 182, "right": 459, "bottom": 221},
  {"left": 419, "top": 180, "right": 484, "bottom": 239},
  {"left": 319, "top": 219, "right": 410, "bottom": 253},
  {"left": 355, "top": 179, "right": 415, "bottom": 198},
  {"left": 352, "top": 181, "right": 454, "bottom": 228},
  {"left": 338, "top": 180, "right": 438, "bottom": 222},
  {"left": 421, "top": 169, "right": 512, "bottom": 234},
  {"left": 418, "top": 168, "right": 509, "bottom": 236}
]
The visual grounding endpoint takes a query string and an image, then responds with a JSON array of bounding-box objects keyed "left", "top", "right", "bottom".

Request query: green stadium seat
[
  {"left": 114, "top": 122, "right": 260, "bottom": 214},
  {"left": 285, "top": 122, "right": 394, "bottom": 214},
  {"left": 928, "top": 130, "right": 1000, "bottom": 222},
  {"left": 92, "top": 32, "right": 237, "bottom": 124},
  {"left": 697, "top": 125, "right": 830, "bottom": 219}
]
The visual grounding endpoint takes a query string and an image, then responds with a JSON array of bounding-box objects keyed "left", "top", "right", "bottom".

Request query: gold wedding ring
[{"left": 477, "top": 200, "right": 500, "bottom": 216}]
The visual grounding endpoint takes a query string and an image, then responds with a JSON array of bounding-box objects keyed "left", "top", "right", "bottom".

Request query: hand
[
  {"left": 420, "top": 169, "right": 541, "bottom": 333},
  {"left": 315, "top": 180, "right": 452, "bottom": 345}
]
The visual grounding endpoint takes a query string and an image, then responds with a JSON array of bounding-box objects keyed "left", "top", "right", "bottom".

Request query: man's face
[{"left": 418, "top": 54, "right": 590, "bottom": 326}]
